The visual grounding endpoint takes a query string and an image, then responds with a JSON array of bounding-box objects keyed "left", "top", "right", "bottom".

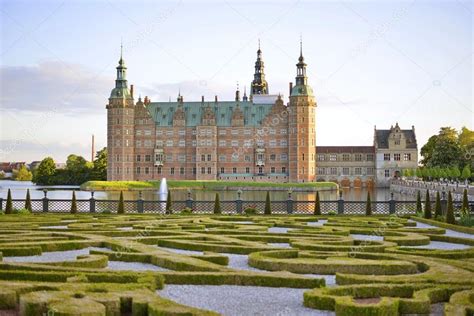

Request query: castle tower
[
  {"left": 251, "top": 40, "right": 269, "bottom": 95},
  {"left": 288, "top": 40, "right": 316, "bottom": 182},
  {"left": 106, "top": 44, "right": 135, "bottom": 181}
]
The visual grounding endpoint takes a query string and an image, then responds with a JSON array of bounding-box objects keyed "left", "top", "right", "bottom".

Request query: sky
[{"left": 0, "top": 0, "right": 472, "bottom": 163}]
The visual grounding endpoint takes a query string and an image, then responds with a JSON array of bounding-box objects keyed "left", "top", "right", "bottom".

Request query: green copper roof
[
  {"left": 146, "top": 100, "right": 275, "bottom": 127},
  {"left": 291, "top": 84, "right": 313, "bottom": 96}
]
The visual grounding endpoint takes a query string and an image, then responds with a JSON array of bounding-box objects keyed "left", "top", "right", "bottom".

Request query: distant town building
[
  {"left": 106, "top": 43, "right": 418, "bottom": 187},
  {"left": 0, "top": 162, "right": 26, "bottom": 178}
]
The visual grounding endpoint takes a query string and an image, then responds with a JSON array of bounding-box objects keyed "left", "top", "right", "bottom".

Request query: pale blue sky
[{"left": 0, "top": 0, "right": 472, "bottom": 163}]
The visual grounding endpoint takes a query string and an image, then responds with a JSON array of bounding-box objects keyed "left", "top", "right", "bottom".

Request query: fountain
[{"left": 158, "top": 178, "right": 168, "bottom": 213}]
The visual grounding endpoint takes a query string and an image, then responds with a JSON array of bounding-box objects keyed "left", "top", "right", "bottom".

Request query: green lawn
[{"left": 81, "top": 180, "right": 338, "bottom": 191}]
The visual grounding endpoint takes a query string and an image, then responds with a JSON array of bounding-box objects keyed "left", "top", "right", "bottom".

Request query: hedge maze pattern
[{"left": 0, "top": 214, "right": 473, "bottom": 315}]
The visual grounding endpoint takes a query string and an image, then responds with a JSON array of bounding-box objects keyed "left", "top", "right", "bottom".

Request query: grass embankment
[{"left": 81, "top": 180, "right": 338, "bottom": 191}]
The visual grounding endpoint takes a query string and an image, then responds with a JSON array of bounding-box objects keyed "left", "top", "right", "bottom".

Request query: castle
[{"left": 106, "top": 42, "right": 418, "bottom": 187}]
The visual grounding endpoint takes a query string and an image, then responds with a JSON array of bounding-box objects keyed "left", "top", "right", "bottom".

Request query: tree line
[{"left": 32, "top": 148, "right": 107, "bottom": 185}]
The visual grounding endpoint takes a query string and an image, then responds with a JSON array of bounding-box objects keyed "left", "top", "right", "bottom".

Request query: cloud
[{"left": 0, "top": 61, "right": 111, "bottom": 114}]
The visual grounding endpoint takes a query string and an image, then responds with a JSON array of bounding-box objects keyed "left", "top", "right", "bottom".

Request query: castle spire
[
  {"left": 251, "top": 40, "right": 268, "bottom": 95},
  {"left": 290, "top": 37, "right": 313, "bottom": 97},
  {"left": 109, "top": 42, "right": 131, "bottom": 99}
]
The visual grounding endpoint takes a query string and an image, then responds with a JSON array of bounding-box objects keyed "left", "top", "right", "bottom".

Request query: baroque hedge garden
[{"left": 0, "top": 213, "right": 473, "bottom": 315}]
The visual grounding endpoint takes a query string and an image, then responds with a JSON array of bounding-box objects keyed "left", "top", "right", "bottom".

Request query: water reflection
[{"left": 0, "top": 180, "right": 411, "bottom": 201}]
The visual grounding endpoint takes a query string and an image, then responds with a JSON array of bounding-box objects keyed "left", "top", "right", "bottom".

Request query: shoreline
[{"left": 81, "top": 180, "right": 339, "bottom": 192}]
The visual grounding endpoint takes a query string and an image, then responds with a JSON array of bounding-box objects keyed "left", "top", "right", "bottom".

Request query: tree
[
  {"left": 33, "top": 157, "right": 57, "bottom": 185},
  {"left": 314, "top": 191, "right": 321, "bottom": 216},
  {"left": 5, "top": 189, "right": 12, "bottom": 214},
  {"left": 91, "top": 147, "right": 107, "bottom": 180},
  {"left": 452, "top": 166, "right": 461, "bottom": 179},
  {"left": 70, "top": 191, "right": 77, "bottom": 214},
  {"left": 416, "top": 168, "right": 423, "bottom": 179},
  {"left": 14, "top": 165, "right": 33, "bottom": 181},
  {"left": 421, "top": 127, "right": 463, "bottom": 168},
  {"left": 446, "top": 191, "right": 455, "bottom": 224},
  {"left": 434, "top": 192, "right": 442, "bottom": 219},
  {"left": 416, "top": 191, "right": 422, "bottom": 214},
  {"left": 424, "top": 190, "right": 432, "bottom": 219},
  {"left": 403, "top": 169, "right": 409, "bottom": 177},
  {"left": 461, "top": 189, "right": 469, "bottom": 217},
  {"left": 461, "top": 165, "right": 471, "bottom": 180},
  {"left": 25, "top": 189, "right": 32, "bottom": 212},
  {"left": 165, "top": 190, "right": 172, "bottom": 214},
  {"left": 365, "top": 192, "right": 372, "bottom": 216},
  {"left": 213, "top": 193, "right": 221, "bottom": 214},
  {"left": 66, "top": 154, "right": 93, "bottom": 185},
  {"left": 117, "top": 191, "right": 124, "bottom": 214},
  {"left": 264, "top": 191, "right": 272, "bottom": 215}
]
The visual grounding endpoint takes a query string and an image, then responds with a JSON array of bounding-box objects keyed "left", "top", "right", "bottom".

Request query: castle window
[
  {"left": 302, "top": 153, "right": 305, "bottom": 161},
  {"left": 126, "top": 167, "right": 130, "bottom": 174},
  {"left": 201, "top": 155, "right": 205, "bottom": 162},
  {"left": 179, "top": 140, "right": 185, "bottom": 147},
  {"left": 342, "top": 154, "right": 350, "bottom": 161},
  {"left": 280, "top": 154, "right": 288, "bottom": 161},
  {"left": 207, "top": 167, "right": 212, "bottom": 174},
  {"left": 318, "top": 168, "right": 326, "bottom": 175},
  {"left": 231, "top": 129, "right": 238, "bottom": 135},
  {"left": 220, "top": 167, "right": 225, "bottom": 174},
  {"left": 145, "top": 167, "right": 149, "bottom": 174},
  {"left": 269, "top": 129, "right": 276, "bottom": 135},
  {"left": 136, "top": 155, "right": 141, "bottom": 162},
  {"left": 231, "top": 140, "right": 238, "bottom": 147},
  {"left": 157, "top": 167, "right": 162, "bottom": 174},
  {"left": 192, "top": 167, "right": 196, "bottom": 174},
  {"left": 136, "top": 167, "right": 141, "bottom": 174},
  {"left": 115, "top": 155, "right": 120, "bottom": 162},
  {"left": 367, "top": 154, "right": 374, "bottom": 161},
  {"left": 156, "top": 130, "right": 163, "bottom": 136},
  {"left": 144, "top": 140, "right": 152, "bottom": 147},
  {"left": 178, "top": 155, "right": 186, "bottom": 162},
  {"left": 156, "top": 140, "right": 163, "bottom": 147},
  {"left": 280, "top": 129, "right": 287, "bottom": 135},
  {"left": 245, "top": 155, "right": 251, "bottom": 162},
  {"left": 178, "top": 130, "right": 185, "bottom": 136},
  {"left": 125, "top": 139, "right": 129, "bottom": 147},
  {"left": 355, "top": 154, "right": 362, "bottom": 161},
  {"left": 166, "top": 140, "right": 173, "bottom": 147},
  {"left": 270, "top": 154, "right": 276, "bottom": 161},
  {"left": 206, "top": 140, "right": 212, "bottom": 146},
  {"left": 170, "top": 167, "right": 175, "bottom": 175},
  {"left": 207, "top": 154, "right": 212, "bottom": 161},
  {"left": 385, "top": 170, "right": 390, "bottom": 177},
  {"left": 136, "top": 140, "right": 142, "bottom": 147},
  {"left": 145, "top": 155, "right": 151, "bottom": 162},
  {"left": 342, "top": 167, "right": 350, "bottom": 175},
  {"left": 246, "top": 167, "right": 250, "bottom": 173},
  {"left": 166, "top": 130, "right": 173, "bottom": 136},
  {"left": 244, "top": 140, "right": 252, "bottom": 147},
  {"left": 219, "top": 130, "right": 227, "bottom": 135},
  {"left": 280, "top": 139, "right": 287, "bottom": 146},
  {"left": 395, "top": 140, "right": 400, "bottom": 145},
  {"left": 233, "top": 167, "right": 237, "bottom": 174},
  {"left": 257, "top": 139, "right": 264, "bottom": 146},
  {"left": 394, "top": 153, "right": 401, "bottom": 161},
  {"left": 192, "top": 140, "right": 196, "bottom": 147},
  {"left": 384, "top": 153, "right": 391, "bottom": 161},
  {"left": 258, "top": 166, "right": 263, "bottom": 174},
  {"left": 269, "top": 140, "right": 276, "bottom": 147},
  {"left": 330, "top": 167, "right": 337, "bottom": 175},
  {"left": 116, "top": 167, "right": 120, "bottom": 174},
  {"left": 145, "top": 130, "right": 152, "bottom": 136},
  {"left": 271, "top": 167, "right": 275, "bottom": 173},
  {"left": 317, "top": 154, "right": 325, "bottom": 161},
  {"left": 136, "top": 130, "right": 142, "bottom": 136},
  {"left": 219, "top": 140, "right": 226, "bottom": 147},
  {"left": 355, "top": 167, "right": 362, "bottom": 175},
  {"left": 281, "top": 167, "right": 286, "bottom": 173},
  {"left": 244, "top": 129, "right": 251, "bottom": 135},
  {"left": 404, "top": 153, "right": 411, "bottom": 161},
  {"left": 367, "top": 167, "right": 374, "bottom": 175},
  {"left": 166, "top": 154, "right": 173, "bottom": 161},
  {"left": 180, "top": 167, "right": 185, "bottom": 175}
]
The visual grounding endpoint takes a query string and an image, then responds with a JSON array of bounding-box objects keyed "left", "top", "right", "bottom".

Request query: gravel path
[
  {"left": 268, "top": 227, "right": 292, "bottom": 234},
  {"left": 156, "top": 246, "right": 203, "bottom": 255},
  {"left": 307, "top": 220, "right": 328, "bottom": 226},
  {"left": 158, "top": 285, "right": 335, "bottom": 316},
  {"left": 39, "top": 225, "right": 69, "bottom": 229},
  {"left": 3, "top": 247, "right": 110, "bottom": 263},
  {"left": 268, "top": 243, "right": 292, "bottom": 248},
  {"left": 409, "top": 220, "right": 474, "bottom": 240},
  {"left": 350, "top": 234, "right": 384, "bottom": 242},
  {"left": 404, "top": 241, "right": 471, "bottom": 250},
  {"left": 107, "top": 261, "right": 169, "bottom": 271},
  {"left": 222, "top": 253, "right": 263, "bottom": 272}
]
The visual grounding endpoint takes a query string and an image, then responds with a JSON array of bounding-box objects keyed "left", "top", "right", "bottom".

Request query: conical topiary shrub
[
  {"left": 70, "top": 191, "right": 77, "bottom": 214},
  {"left": 434, "top": 191, "right": 442, "bottom": 219},
  {"left": 25, "top": 189, "right": 32, "bottom": 212},
  {"left": 5, "top": 188, "right": 12, "bottom": 214},
  {"left": 424, "top": 190, "right": 432, "bottom": 219},
  {"left": 165, "top": 190, "right": 172, "bottom": 214},
  {"left": 213, "top": 193, "right": 221, "bottom": 214},
  {"left": 461, "top": 188, "right": 469, "bottom": 217},
  {"left": 117, "top": 191, "right": 125, "bottom": 214},
  {"left": 264, "top": 191, "right": 272, "bottom": 215},
  {"left": 314, "top": 191, "right": 321, "bottom": 215},
  {"left": 416, "top": 191, "right": 422, "bottom": 215},
  {"left": 365, "top": 192, "right": 372, "bottom": 216},
  {"left": 446, "top": 191, "right": 455, "bottom": 224}
]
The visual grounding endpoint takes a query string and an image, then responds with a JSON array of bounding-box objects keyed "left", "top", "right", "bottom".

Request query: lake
[{"left": 0, "top": 180, "right": 411, "bottom": 202}]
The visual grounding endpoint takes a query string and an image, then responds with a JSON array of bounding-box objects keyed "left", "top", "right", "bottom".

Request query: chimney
[
  {"left": 130, "top": 85, "right": 134, "bottom": 99},
  {"left": 289, "top": 82, "right": 293, "bottom": 96},
  {"left": 201, "top": 95, "right": 205, "bottom": 103},
  {"left": 91, "top": 134, "right": 95, "bottom": 162},
  {"left": 215, "top": 95, "right": 218, "bottom": 103}
]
